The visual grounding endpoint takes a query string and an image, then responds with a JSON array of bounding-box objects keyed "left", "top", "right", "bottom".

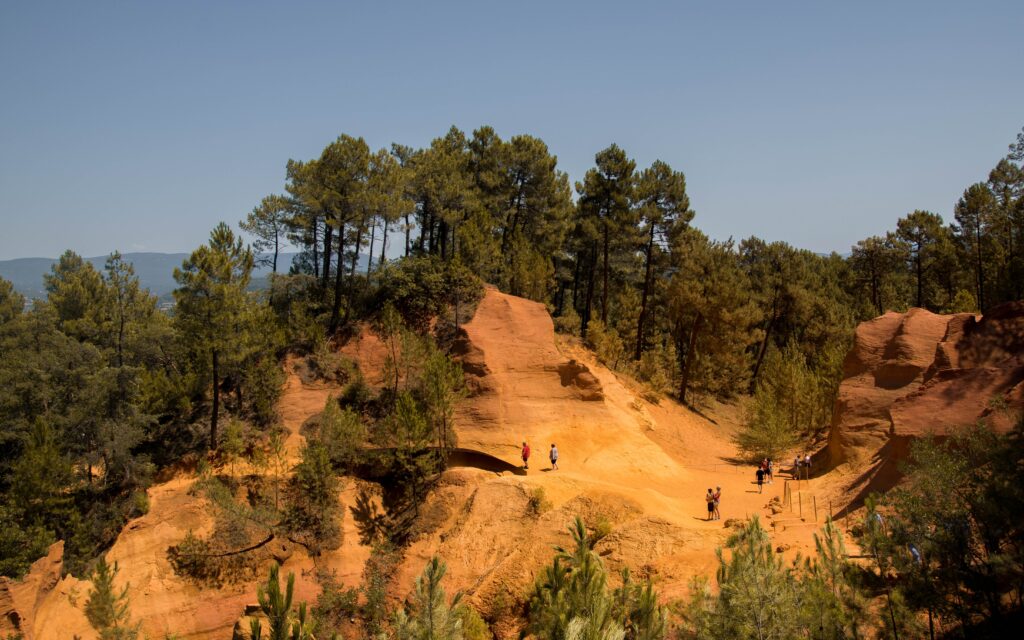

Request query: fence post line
[
  {"left": 813, "top": 496, "right": 818, "bottom": 522},
  {"left": 799, "top": 493, "right": 803, "bottom": 519}
]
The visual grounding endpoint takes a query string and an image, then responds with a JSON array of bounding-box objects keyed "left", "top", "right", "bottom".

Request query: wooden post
[
  {"left": 799, "top": 493, "right": 803, "bottom": 519},
  {"left": 813, "top": 495, "right": 818, "bottom": 522}
]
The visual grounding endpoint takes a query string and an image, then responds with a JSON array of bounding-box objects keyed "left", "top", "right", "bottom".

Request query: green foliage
[
  {"left": 253, "top": 564, "right": 313, "bottom": 640},
  {"left": 585, "top": 319, "right": 627, "bottom": 371},
  {"left": 85, "top": 557, "right": 139, "bottom": 640},
  {"left": 286, "top": 440, "right": 343, "bottom": 553},
  {"left": 736, "top": 344, "right": 823, "bottom": 460},
  {"left": 0, "top": 503, "right": 53, "bottom": 577},
  {"left": 421, "top": 346, "right": 466, "bottom": 459},
  {"left": 858, "top": 421, "right": 1024, "bottom": 636},
  {"left": 668, "top": 229, "right": 760, "bottom": 405},
  {"left": 526, "top": 487, "right": 552, "bottom": 517},
  {"left": 173, "top": 222, "right": 255, "bottom": 449},
  {"left": 392, "top": 557, "right": 466, "bottom": 640},
  {"left": 374, "top": 255, "right": 484, "bottom": 332},
  {"left": 318, "top": 397, "right": 367, "bottom": 469},
  {"left": 528, "top": 517, "right": 665, "bottom": 640},
  {"left": 553, "top": 304, "right": 581, "bottom": 336},
  {"left": 363, "top": 544, "right": 401, "bottom": 638},
  {"left": 311, "top": 571, "right": 360, "bottom": 637},
  {"left": 0, "top": 276, "right": 25, "bottom": 324},
  {"left": 458, "top": 605, "right": 490, "bottom": 640},
  {"left": 240, "top": 194, "right": 292, "bottom": 273}
]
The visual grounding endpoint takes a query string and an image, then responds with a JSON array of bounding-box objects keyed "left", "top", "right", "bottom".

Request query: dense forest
[{"left": 1, "top": 125, "right": 1022, "bottom": 639}]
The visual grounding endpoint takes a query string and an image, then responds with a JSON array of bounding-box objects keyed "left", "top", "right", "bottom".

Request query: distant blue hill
[{"left": 0, "top": 252, "right": 329, "bottom": 301}]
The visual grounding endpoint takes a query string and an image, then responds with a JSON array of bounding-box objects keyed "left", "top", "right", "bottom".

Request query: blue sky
[{"left": 1, "top": 0, "right": 1021, "bottom": 260}]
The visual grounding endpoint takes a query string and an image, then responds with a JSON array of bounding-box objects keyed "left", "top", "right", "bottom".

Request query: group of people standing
[
  {"left": 794, "top": 453, "right": 813, "bottom": 478},
  {"left": 521, "top": 441, "right": 558, "bottom": 470},
  {"left": 755, "top": 458, "right": 774, "bottom": 492},
  {"left": 705, "top": 487, "right": 722, "bottom": 520}
]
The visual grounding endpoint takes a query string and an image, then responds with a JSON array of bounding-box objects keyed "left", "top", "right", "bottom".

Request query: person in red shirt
[{"left": 521, "top": 441, "right": 531, "bottom": 469}]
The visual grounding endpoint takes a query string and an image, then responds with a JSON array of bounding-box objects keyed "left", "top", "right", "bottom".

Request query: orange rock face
[{"left": 827, "top": 302, "right": 1024, "bottom": 472}]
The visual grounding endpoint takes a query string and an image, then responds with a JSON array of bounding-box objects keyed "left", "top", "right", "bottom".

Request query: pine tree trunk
[
  {"left": 635, "top": 225, "right": 656, "bottom": 361},
  {"left": 366, "top": 217, "right": 376, "bottom": 276},
  {"left": 350, "top": 226, "right": 362, "bottom": 278},
  {"left": 272, "top": 232, "right": 279, "bottom": 274},
  {"left": 330, "top": 225, "right": 346, "bottom": 332},
  {"left": 379, "top": 218, "right": 389, "bottom": 270},
  {"left": 439, "top": 219, "right": 449, "bottom": 260},
  {"left": 601, "top": 221, "right": 610, "bottom": 323},
  {"left": 976, "top": 224, "right": 985, "bottom": 310},
  {"left": 750, "top": 310, "right": 777, "bottom": 393},
  {"left": 679, "top": 314, "right": 702, "bottom": 405},
  {"left": 572, "top": 252, "right": 581, "bottom": 310},
  {"left": 312, "top": 220, "right": 319, "bottom": 276},
  {"left": 427, "top": 211, "right": 435, "bottom": 254},
  {"left": 323, "top": 223, "right": 333, "bottom": 283},
  {"left": 582, "top": 243, "right": 597, "bottom": 337},
  {"left": 405, "top": 213, "right": 411, "bottom": 257},
  {"left": 210, "top": 348, "right": 220, "bottom": 450},
  {"left": 916, "top": 249, "right": 922, "bottom": 308}
]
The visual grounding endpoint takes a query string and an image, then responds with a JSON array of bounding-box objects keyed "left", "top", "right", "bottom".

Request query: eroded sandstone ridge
[{"left": 827, "top": 302, "right": 1024, "bottom": 472}]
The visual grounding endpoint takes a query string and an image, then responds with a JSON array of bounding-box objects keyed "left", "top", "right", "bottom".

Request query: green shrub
[
  {"left": 553, "top": 305, "right": 581, "bottom": 336},
  {"left": 526, "top": 487, "right": 552, "bottom": 517}
]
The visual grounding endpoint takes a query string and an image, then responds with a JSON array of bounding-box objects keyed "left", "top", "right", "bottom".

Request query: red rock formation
[{"left": 827, "top": 302, "right": 1024, "bottom": 473}]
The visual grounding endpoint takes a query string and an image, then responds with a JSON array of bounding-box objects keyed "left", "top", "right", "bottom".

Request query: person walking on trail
[
  {"left": 521, "top": 441, "right": 531, "bottom": 469},
  {"left": 804, "top": 453, "right": 812, "bottom": 476},
  {"left": 767, "top": 458, "right": 774, "bottom": 484},
  {"left": 794, "top": 456, "right": 801, "bottom": 478},
  {"left": 712, "top": 486, "right": 722, "bottom": 520},
  {"left": 549, "top": 443, "right": 559, "bottom": 470},
  {"left": 705, "top": 488, "right": 715, "bottom": 521},
  {"left": 756, "top": 466, "right": 765, "bottom": 493}
]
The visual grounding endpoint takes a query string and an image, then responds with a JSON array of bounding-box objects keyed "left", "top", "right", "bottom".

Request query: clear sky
[{"left": 1, "top": 0, "right": 1021, "bottom": 260}]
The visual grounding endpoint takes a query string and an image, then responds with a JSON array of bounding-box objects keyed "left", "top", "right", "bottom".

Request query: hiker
[
  {"left": 706, "top": 488, "right": 715, "bottom": 521},
  {"left": 521, "top": 441, "right": 531, "bottom": 469},
  {"left": 804, "top": 453, "right": 812, "bottom": 477},
  {"left": 756, "top": 466, "right": 765, "bottom": 493},
  {"left": 794, "top": 456, "right": 801, "bottom": 478},
  {"left": 712, "top": 486, "right": 722, "bottom": 520},
  {"left": 767, "top": 458, "right": 774, "bottom": 484},
  {"left": 550, "top": 443, "right": 559, "bottom": 470}
]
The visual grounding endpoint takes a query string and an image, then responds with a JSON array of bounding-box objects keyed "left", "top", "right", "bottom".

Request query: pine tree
[
  {"left": 633, "top": 160, "right": 691, "bottom": 361},
  {"left": 85, "top": 557, "right": 138, "bottom": 639},
  {"left": 953, "top": 183, "right": 997, "bottom": 311},
  {"left": 0, "top": 277, "right": 24, "bottom": 324},
  {"left": 849, "top": 234, "right": 907, "bottom": 316},
  {"left": 253, "top": 564, "right": 313, "bottom": 640},
  {"left": 286, "top": 440, "right": 342, "bottom": 553},
  {"left": 173, "top": 222, "right": 254, "bottom": 449},
  {"left": 393, "top": 557, "right": 466, "bottom": 640},
  {"left": 241, "top": 194, "right": 292, "bottom": 273},
  {"left": 895, "top": 210, "right": 949, "bottom": 309},
  {"left": 667, "top": 229, "right": 759, "bottom": 405},
  {"left": 576, "top": 145, "right": 637, "bottom": 329}
]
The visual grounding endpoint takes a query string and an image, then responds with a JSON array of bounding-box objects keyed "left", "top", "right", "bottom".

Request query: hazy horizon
[{"left": 2, "top": 1, "right": 1022, "bottom": 260}]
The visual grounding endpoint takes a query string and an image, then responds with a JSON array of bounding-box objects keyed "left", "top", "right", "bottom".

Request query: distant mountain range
[{"left": 0, "top": 252, "right": 310, "bottom": 302}]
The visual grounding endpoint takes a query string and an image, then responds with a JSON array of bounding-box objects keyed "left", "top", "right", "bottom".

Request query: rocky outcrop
[
  {"left": 827, "top": 302, "right": 1024, "bottom": 470},
  {"left": 556, "top": 360, "right": 603, "bottom": 401},
  {"left": 0, "top": 541, "right": 65, "bottom": 639}
]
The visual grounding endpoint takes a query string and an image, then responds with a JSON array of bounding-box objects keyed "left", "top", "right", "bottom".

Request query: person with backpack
[
  {"left": 756, "top": 466, "right": 765, "bottom": 493},
  {"left": 521, "top": 441, "right": 531, "bottom": 469},
  {"left": 549, "top": 443, "right": 559, "bottom": 470}
]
